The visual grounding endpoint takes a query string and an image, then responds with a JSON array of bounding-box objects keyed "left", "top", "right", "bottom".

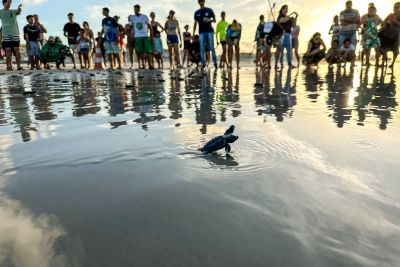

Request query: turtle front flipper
[
  {"left": 225, "top": 144, "right": 231, "bottom": 153},
  {"left": 224, "top": 125, "right": 235, "bottom": 136}
]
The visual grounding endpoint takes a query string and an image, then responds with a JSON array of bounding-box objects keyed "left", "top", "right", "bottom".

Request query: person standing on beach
[
  {"left": 33, "top": 14, "right": 47, "bottom": 46},
  {"left": 255, "top": 15, "right": 266, "bottom": 67},
  {"left": 182, "top": 25, "right": 192, "bottom": 67},
  {"left": 277, "top": 5, "right": 297, "bottom": 69},
  {"left": 24, "top": 15, "right": 42, "bottom": 70},
  {"left": 291, "top": 17, "right": 300, "bottom": 67},
  {"left": 339, "top": 1, "right": 360, "bottom": 47},
  {"left": 379, "top": 2, "right": 400, "bottom": 68},
  {"left": 226, "top": 19, "right": 242, "bottom": 69},
  {"left": 193, "top": 0, "right": 218, "bottom": 70},
  {"left": 329, "top": 15, "right": 341, "bottom": 44},
  {"left": 150, "top": 12, "right": 164, "bottom": 69},
  {"left": 0, "top": 0, "right": 23, "bottom": 70},
  {"left": 82, "top": 21, "right": 95, "bottom": 68},
  {"left": 125, "top": 16, "right": 135, "bottom": 69},
  {"left": 216, "top": 11, "right": 228, "bottom": 68},
  {"left": 129, "top": 4, "right": 154, "bottom": 69},
  {"left": 63, "top": 13, "right": 81, "bottom": 69},
  {"left": 360, "top": 4, "right": 382, "bottom": 66},
  {"left": 165, "top": 10, "right": 182, "bottom": 69},
  {"left": 101, "top": 8, "right": 122, "bottom": 70}
]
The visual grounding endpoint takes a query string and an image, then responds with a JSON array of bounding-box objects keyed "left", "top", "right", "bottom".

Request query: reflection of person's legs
[{"left": 199, "top": 33, "right": 206, "bottom": 66}]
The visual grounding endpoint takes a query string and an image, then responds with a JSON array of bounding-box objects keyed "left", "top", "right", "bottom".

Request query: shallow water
[{"left": 0, "top": 63, "right": 400, "bottom": 267}]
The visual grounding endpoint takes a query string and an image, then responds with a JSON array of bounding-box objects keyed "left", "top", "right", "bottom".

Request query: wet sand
[{"left": 0, "top": 61, "right": 400, "bottom": 267}]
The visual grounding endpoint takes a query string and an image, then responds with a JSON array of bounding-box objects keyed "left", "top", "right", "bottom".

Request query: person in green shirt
[
  {"left": 216, "top": 11, "right": 228, "bottom": 68},
  {"left": 0, "top": 0, "right": 23, "bottom": 70}
]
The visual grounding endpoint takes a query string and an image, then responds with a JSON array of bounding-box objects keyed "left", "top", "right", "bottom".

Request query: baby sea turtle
[{"left": 200, "top": 125, "right": 239, "bottom": 154}]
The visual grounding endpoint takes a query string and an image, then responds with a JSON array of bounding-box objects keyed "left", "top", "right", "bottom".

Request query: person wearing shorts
[
  {"left": 101, "top": 7, "right": 121, "bottom": 70},
  {"left": 24, "top": 15, "right": 42, "bottom": 70},
  {"left": 0, "top": 0, "right": 23, "bottom": 70},
  {"left": 129, "top": 4, "right": 154, "bottom": 69},
  {"left": 165, "top": 10, "right": 182, "bottom": 68},
  {"left": 193, "top": 0, "right": 218, "bottom": 70},
  {"left": 216, "top": 11, "right": 229, "bottom": 68},
  {"left": 226, "top": 19, "right": 241, "bottom": 69},
  {"left": 125, "top": 16, "right": 136, "bottom": 69},
  {"left": 63, "top": 12, "right": 80, "bottom": 69}
]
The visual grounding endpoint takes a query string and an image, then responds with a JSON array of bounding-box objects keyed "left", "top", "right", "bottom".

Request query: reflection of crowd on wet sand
[{"left": 1, "top": 0, "right": 400, "bottom": 71}]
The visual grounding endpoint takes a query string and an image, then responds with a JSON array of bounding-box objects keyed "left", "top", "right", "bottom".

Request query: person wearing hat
[
  {"left": 165, "top": 10, "right": 182, "bottom": 68},
  {"left": 129, "top": 4, "right": 154, "bottom": 69},
  {"left": 339, "top": 0, "right": 360, "bottom": 48},
  {"left": 63, "top": 12, "right": 81, "bottom": 69},
  {"left": 193, "top": 0, "right": 218, "bottom": 70},
  {"left": 0, "top": 0, "right": 23, "bottom": 70},
  {"left": 41, "top": 36, "right": 70, "bottom": 69}
]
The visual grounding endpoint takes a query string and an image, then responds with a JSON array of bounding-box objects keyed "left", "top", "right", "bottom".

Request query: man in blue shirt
[
  {"left": 101, "top": 7, "right": 122, "bottom": 70},
  {"left": 193, "top": 0, "right": 217, "bottom": 70}
]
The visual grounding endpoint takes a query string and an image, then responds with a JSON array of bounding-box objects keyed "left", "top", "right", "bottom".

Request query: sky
[{"left": 10, "top": 0, "right": 395, "bottom": 53}]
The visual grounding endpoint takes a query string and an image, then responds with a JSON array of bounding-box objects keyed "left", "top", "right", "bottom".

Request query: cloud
[{"left": 23, "top": 0, "right": 47, "bottom": 5}]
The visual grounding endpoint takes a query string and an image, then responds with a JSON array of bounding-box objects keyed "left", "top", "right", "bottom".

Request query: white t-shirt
[
  {"left": 130, "top": 14, "right": 149, "bottom": 38},
  {"left": 340, "top": 44, "right": 355, "bottom": 53}
]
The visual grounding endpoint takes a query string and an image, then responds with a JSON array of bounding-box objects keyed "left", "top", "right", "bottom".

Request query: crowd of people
[{"left": 0, "top": 0, "right": 400, "bottom": 71}]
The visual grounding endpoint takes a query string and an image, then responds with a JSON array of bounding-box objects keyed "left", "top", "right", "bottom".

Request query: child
[
  {"left": 256, "top": 38, "right": 267, "bottom": 68},
  {"left": 152, "top": 31, "right": 164, "bottom": 68},
  {"left": 188, "top": 35, "right": 200, "bottom": 68},
  {"left": 77, "top": 29, "right": 90, "bottom": 69},
  {"left": 340, "top": 39, "right": 356, "bottom": 66},
  {"left": 326, "top": 40, "right": 342, "bottom": 66},
  {"left": 329, "top": 15, "right": 341, "bottom": 44},
  {"left": 182, "top": 25, "right": 192, "bottom": 67},
  {"left": 23, "top": 15, "right": 42, "bottom": 70}
]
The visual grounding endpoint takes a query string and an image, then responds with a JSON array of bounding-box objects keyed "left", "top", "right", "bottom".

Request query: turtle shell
[{"left": 200, "top": 136, "right": 227, "bottom": 153}]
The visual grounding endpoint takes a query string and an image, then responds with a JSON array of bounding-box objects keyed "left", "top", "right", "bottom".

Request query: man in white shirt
[{"left": 129, "top": 4, "right": 154, "bottom": 69}]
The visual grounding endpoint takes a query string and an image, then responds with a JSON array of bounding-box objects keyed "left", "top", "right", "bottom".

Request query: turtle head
[
  {"left": 224, "top": 125, "right": 235, "bottom": 136},
  {"left": 226, "top": 135, "right": 239, "bottom": 144}
]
